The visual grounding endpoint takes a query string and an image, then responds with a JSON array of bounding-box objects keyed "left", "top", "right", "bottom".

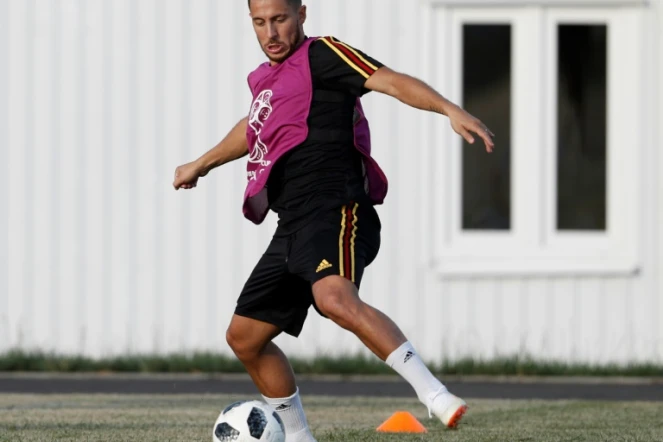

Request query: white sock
[
  {"left": 385, "top": 341, "right": 449, "bottom": 405},
  {"left": 262, "top": 387, "right": 316, "bottom": 442}
]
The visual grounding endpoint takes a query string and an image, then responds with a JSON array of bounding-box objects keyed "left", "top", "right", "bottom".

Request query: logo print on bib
[{"left": 248, "top": 90, "right": 273, "bottom": 170}]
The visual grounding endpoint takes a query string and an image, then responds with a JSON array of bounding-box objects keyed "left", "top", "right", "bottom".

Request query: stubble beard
[{"left": 264, "top": 26, "right": 302, "bottom": 64}]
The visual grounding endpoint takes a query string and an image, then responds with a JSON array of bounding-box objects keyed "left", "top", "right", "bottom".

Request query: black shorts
[{"left": 234, "top": 202, "right": 381, "bottom": 337}]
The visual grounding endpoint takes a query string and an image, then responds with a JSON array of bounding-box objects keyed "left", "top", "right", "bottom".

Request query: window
[
  {"left": 427, "top": 6, "right": 642, "bottom": 275},
  {"left": 557, "top": 24, "right": 607, "bottom": 232},
  {"left": 462, "top": 24, "right": 512, "bottom": 231}
]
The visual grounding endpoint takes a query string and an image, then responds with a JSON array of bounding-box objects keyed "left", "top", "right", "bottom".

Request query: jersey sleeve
[{"left": 309, "top": 36, "right": 385, "bottom": 96}]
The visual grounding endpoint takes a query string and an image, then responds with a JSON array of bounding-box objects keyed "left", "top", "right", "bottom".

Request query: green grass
[
  {"left": 0, "top": 394, "right": 661, "bottom": 441},
  {"left": 2, "top": 350, "right": 662, "bottom": 377}
]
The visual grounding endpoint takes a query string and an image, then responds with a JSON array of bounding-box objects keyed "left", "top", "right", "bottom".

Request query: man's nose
[{"left": 266, "top": 23, "right": 278, "bottom": 39}]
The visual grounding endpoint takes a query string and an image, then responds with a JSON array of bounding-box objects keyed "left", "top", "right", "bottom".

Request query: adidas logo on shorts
[{"left": 316, "top": 259, "right": 333, "bottom": 273}]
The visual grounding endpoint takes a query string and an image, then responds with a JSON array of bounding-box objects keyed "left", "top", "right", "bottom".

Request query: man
[{"left": 173, "top": 0, "right": 494, "bottom": 440}]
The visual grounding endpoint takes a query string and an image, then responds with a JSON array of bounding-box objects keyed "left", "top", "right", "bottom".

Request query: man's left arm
[{"left": 365, "top": 66, "right": 495, "bottom": 153}]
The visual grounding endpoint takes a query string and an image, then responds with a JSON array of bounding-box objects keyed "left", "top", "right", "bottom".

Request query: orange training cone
[{"left": 376, "top": 411, "right": 428, "bottom": 433}]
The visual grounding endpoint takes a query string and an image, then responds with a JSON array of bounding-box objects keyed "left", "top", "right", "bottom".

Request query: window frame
[{"left": 427, "top": 6, "right": 643, "bottom": 277}]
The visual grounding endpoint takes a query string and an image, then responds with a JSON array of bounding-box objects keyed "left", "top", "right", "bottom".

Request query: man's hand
[
  {"left": 447, "top": 105, "right": 495, "bottom": 153},
  {"left": 173, "top": 161, "right": 206, "bottom": 190},
  {"left": 172, "top": 117, "right": 250, "bottom": 191}
]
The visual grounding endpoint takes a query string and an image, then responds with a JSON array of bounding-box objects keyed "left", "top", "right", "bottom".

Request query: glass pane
[
  {"left": 557, "top": 24, "right": 607, "bottom": 231},
  {"left": 462, "top": 25, "right": 511, "bottom": 230}
]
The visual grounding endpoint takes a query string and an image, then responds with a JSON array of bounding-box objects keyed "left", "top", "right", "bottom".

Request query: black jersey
[{"left": 266, "top": 37, "right": 384, "bottom": 235}]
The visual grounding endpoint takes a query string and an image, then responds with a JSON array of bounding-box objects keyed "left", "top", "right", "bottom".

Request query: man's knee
[
  {"left": 226, "top": 317, "right": 276, "bottom": 361},
  {"left": 313, "top": 277, "right": 362, "bottom": 327},
  {"left": 226, "top": 325, "right": 252, "bottom": 359}
]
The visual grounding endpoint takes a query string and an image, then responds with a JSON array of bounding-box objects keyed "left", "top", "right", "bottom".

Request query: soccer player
[{"left": 173, "top": 0, "right": 494, "bottom": 440}]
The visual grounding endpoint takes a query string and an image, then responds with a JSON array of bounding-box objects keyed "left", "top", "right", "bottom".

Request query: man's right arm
[
  {"left": 173, "top": 117, "right": 249, "bottom": 190},
  {"left": 196, "top": 117, "right": 249, "bottom": 175}
]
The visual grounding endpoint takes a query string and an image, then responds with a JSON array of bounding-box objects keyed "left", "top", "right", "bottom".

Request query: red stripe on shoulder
[{"left": 321, "top": 36, "right": 376, "bottom": 76}]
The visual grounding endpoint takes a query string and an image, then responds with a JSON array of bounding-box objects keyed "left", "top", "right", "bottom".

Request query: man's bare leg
[
  {"left": 226, "top": 315, "right": 316, "bottom": 441},
  {"left": 226, "top": 315, "right": 295, "bottom": 398},
  {"left": 312, "top": 276, "right": 468, "bottom": 429},
  {"left": 311, "top": 276, "right": 408, "bottom": 360}
]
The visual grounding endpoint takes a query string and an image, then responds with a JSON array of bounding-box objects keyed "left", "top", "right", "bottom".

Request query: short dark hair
[{"left": 248, "top": 0, "right": 302, "bottom": 10}]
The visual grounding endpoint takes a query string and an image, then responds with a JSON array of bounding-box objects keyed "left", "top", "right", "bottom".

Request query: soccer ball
[{"left": 212, "top": 400, "right": 286, "bottom": 442}]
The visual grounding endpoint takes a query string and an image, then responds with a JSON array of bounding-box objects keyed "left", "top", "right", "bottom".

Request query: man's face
[{"left": 249, "top": 0, "right": 306, "bottom": 64}]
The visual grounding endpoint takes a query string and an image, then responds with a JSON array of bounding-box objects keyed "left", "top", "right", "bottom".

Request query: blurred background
[{"left": 2, "top": 0, "right": 662, "bottom": 368}]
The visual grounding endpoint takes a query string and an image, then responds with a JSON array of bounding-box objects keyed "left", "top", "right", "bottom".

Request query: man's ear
[{"left": 299, "top": 5, "right": 307, "bottom": 25}]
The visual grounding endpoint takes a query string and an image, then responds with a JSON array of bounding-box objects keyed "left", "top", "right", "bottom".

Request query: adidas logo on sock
[
  {"left": 404, "top": 351, "right": 414, "bottom": 363},
  {"left": 275, "top": 403, "right": 291, "bottom": 411},
  {"left": 316, "top": 259, "right": 333, "bottom": 273}
]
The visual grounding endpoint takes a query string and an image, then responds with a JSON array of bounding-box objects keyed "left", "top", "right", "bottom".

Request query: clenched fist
[{"left": 173, "top": 161, "right": 206, "bottom": 190}]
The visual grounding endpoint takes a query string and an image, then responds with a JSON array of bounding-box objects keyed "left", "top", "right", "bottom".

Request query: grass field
[{"left": 1, "top": 394, "right": 662, "bottom": 441}]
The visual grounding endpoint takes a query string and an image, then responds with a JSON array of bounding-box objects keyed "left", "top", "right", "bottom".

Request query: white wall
[
  {"left": 656, "top": 0, "right": 663, "bottom": 363},
  {"left": 2, "top": 0, "right": 661, "bottom": 365},
  {"left": 1, "top": 0, "right": 9, "bottom": 350}
]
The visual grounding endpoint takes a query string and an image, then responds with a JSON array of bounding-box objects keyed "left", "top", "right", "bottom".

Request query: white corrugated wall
[
  {"left": 2, "top": 0, "right": 662, "bottom": 364},
  {"left": 656, "top": 0, "right": 663, "bottom": 364},
  {"left": 1, "top": 0, "right": 8, "bottom": 354}
]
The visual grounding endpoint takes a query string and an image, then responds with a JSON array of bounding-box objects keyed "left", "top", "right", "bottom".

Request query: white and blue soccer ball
[{"left": 213, "top": 400, "right": 286, "bottom": 442}]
